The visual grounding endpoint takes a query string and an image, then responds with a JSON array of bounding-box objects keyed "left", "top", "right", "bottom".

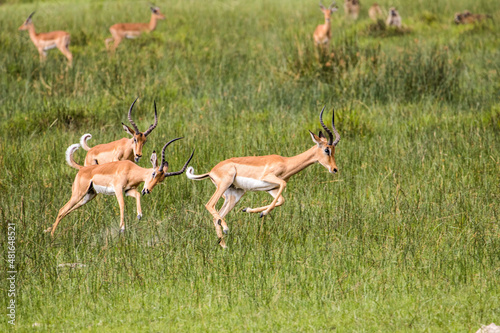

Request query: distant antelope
[
  {"left": 313, "top": 2, "right": 338, "bottom": 47},
  {"left": 386, "top": 7, "right": 402, "bottom": 27},
  {"left": 105, "top": 6, "right": 166, "bottom": 52},
  {"left": 48, "top": 138, "right": 194, "bottom": 236},
  {"left": 187, "top": 107, "right": 342, "bottom": 248},
  {"left": 368, "top": 3, "right": 384, "bottom": 21},
  {"left": 454, "top": 11, "right": 492, "bottom": 24},
  {"left": 18, "top": 12, "right": 72, "bottom": 64},
  {"left": 79, "top": 98, "right": 158, "bottom": 166},
  {"left": 344, "top": 0, "right": 361, "bottom": 20}
]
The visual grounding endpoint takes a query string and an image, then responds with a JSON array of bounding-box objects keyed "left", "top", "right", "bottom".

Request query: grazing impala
[
  {"left": 48, "top": 138, "right": 194, "bottom": 236},
  {"left": 105, "top": 6, "right": 166, "bottom": 52},
  {"left": 18, "top": 12, "right": 73, "bottom": 64},
  {"left": 187, "top": 107, "right": 341, "bottom": 248},
  {"left": 454, "top": 11, "right": 492, "bottom": 24},
  {"left": 79, "top": 98, "right": 158, "bottom": 166},
  {"left": 313, "top": 2, "right": 338, "bottom": 47}
]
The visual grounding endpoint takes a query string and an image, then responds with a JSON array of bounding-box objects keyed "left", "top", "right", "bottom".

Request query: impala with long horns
[
  {"left": 79, "top": 98, "right": 158, "bottom": 166},
  {"left": 105, "top": 5, "right": 166, "bottom": 52},
  {"left": 187, "top": 107, "right": 341, "bottom": 248},
  {"left": 48, "top": 138, "right": 194, "bottom": 236},
  {"left": 313, "top": 2, "right": 338, "bottom": 47},
  {"left": 18, "top": 12, "right": 73, "bottom": 64}
]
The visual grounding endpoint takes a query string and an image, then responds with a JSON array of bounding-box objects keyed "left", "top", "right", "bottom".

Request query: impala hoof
[
  {"left": 260, "top": 212, "right": 264, "bottom": 218},
  {"left": 119, "top": 228, "right": 125, "bottom": 233},
  {"left": 223, "top": 227, "right": 229, "bottom": 235},
  {"left": 242, "top": 208, "right": 247, "bottom": 212},
  {"left": 137, "top": 214, "right": 142, "bottom": 220}
]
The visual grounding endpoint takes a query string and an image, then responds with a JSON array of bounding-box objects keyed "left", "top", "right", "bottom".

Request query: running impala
[
  {"left": 187, "top": 107, "right": 341, "bottom": 248},
  {"left": 48, "top": 138, "right": 194, "bottom": 236},
  {"left": 105, "top": 6, "right": 166, "bottom": 52},
  {"left": 18, "top": 12, "right": 73, "bottom": 64},
  {"left": 313, "top": 2, "right": 338, "bottom": 47},
  {"left": 79, "top": 98, "right": 158, "bottom": 166}
]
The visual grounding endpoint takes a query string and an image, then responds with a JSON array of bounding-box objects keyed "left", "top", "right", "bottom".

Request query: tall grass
[{"left": 0, "top": 0, "right": 499, "bottom": 331}]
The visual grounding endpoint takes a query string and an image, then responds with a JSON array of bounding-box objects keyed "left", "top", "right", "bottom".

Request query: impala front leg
[
  {"left": 126, "top": 189, "right": 142, "bottom": 220},
  {"left": 115, "top": 188, "right": 126, "bottom": 232}
]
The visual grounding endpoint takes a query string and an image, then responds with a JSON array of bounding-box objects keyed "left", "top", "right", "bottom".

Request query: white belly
[
  {"left": 42, "top": 43, "right": 57, "bottom": 51},
  {"left": 93, "top": 184, "right": 115, "bottom": 195},
  {"left": 233, "top": 176, "right": 277, "bottom": 192}
]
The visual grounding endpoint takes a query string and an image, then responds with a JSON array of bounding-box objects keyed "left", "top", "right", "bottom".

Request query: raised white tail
[
  {"left": 65, "top": 144, "right": 82, "bottom": 170},
  {"left": 80, "top": 134, "right": 92, "bottom": 151},
  {"left": 186, "top": 167, "right": 210, "bottom": 180}
]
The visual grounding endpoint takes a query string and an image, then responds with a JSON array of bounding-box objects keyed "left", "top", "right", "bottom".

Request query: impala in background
[
  {"left": 187, "top": 107, "right": 342, "bottom": 248},
  {"left": 18, "top": 12, "right": 73, "bottom": 65},
  {"left": 48, "top": 138, "right": 194, "bottom": 236},
  {"left": 313, "top": 2, "right": 338, "bottom": 47},
  {"left": 105, "top": 6, "right": 166, "bottom": 52},
  {"left": 79, "top": 98, "right": 158, "bottom": 166}
]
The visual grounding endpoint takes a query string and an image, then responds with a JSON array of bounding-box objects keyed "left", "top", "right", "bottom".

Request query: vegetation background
[{"left": 0, "top": 0, "right": 499, "bottom": 331}]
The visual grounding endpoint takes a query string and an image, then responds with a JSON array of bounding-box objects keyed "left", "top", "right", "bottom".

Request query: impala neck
[
  {"left": 128, "top": 166, "right": 152, "bottom": 188},
  {"left": 148, "top": 15, "right": 158, "bottom": 31},
  {"left": 283, "top": 146, "right": 318, "bottom": 180},
  {"left": 27, "top": 25, "right": 38, "bottom": 43},
  {"left": 324, "top": 17, "right": 331, "bottom": 27}
]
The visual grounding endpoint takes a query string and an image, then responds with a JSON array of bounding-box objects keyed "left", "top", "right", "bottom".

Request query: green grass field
[{"left": 0, "top": 0, "right": 499, "bottom": 331}]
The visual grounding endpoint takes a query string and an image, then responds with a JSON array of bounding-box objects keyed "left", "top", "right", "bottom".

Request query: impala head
[
  {"left": 389, "top": 7, "right": 399, "bottom": 17},
  {"left": 150, "top": 5, "right": 166, "bottom": 20},
  {"left": 319, "top": 1, "right": 338, "bottom": 19},
  {"left": 19, "top": 12, "right": 35, "bottom": 30},
  {"left": 309, "top": 106, "right": 341, "bottom": 174},
  {"left": 122, "top": 97, "right": 158, "bottom": 162},
  {"left": 142, "top": 138, "right": 195, "bottom": 196}
]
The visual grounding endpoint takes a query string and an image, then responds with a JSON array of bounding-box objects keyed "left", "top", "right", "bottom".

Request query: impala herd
[{"left": 18, "top": 3, "right": 490, "bottom": 64}]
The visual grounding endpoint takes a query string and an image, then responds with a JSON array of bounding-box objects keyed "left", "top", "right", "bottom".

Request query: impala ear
[
  {"left": 309, "top": 130, "right": 323, "bottom": 147},
  {"left": 122, "top": 123, "right": 135, "bottom": 136},
  {"left": 151, "top": 151, "right": 158, "bottom": 168}
]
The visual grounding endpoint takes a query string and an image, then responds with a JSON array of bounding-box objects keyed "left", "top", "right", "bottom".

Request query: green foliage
[{"left": 0, "top": 0, "right": 499, "bottom": 331}]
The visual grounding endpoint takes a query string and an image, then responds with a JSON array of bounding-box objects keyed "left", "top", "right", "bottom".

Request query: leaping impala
[
  {"left": 187, "top": 107, "right": 341, "bottom": 248},
  {"left": 48, "top": 138, "right": 194, "bottom": 236},
  {"left": 79, "top": 98, "right": 158, "bottom": 166},
  {"left": 313, "top": 2, "right": 338, "bottom": 47},
  {"left": 18, "top": 12, "right": 73, "bottom": 64},
  {"left": 105, "top": 5, "right": 166, "bottom": 52}
]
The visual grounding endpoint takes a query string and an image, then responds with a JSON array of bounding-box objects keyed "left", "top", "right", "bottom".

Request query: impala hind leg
[
  {"left": 218, "top": 187, "right": 245, "bottom": 234},
  {"left": 243, "top": 178, "right": 286, "bottom": 217},
  {"left": 205, "top": 174, "right": 236, "bottom": 248},
  {"left": 50, "top": 183, "right": 94, "bottom": 236}
]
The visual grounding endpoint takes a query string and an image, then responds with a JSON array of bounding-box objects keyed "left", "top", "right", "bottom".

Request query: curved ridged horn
[
  {"left": 144, "top": 101, "right": 158, "bottom": 137},
  {"left": 329, "top": 1, "right": 336, "bottom": 9},
  {"left": 319, "top": 106, "right": 334, "bottom": 145},
  {"left": 331, "top": 107, "right": 341, "bottom": 146},
  {"left": 127, "top": 97, "right": 140, "bottom": 133},
  {"left": 27, "top": 11, "right": 35, "bottom": 21},
  {"left": 319, "top": 1, "right": 325, "bottom": 9},
  {"left": 161, "top": 137, "right": 183, "bottom": 166},
  {"left": 164, "top": 149, "right": 195, "bottom": 177}
]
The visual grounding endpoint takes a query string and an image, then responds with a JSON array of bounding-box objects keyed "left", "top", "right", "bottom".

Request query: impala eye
[
  {"left": 152, "top": 171, "right": 156, "bottom": 178},
  {"left": 324, "top": 148, "right": 330, "bottom": 155},
  {"left": 134, "top": 138, "right": 137, "bottom": 143}
]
